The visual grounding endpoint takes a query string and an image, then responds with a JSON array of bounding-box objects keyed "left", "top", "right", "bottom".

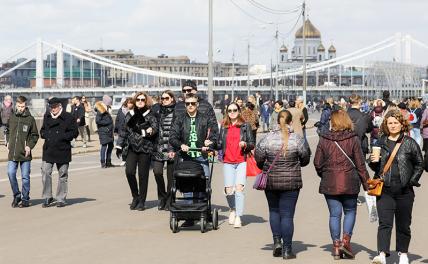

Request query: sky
[{"left": 1, "top": 0, "right": 428, "bottom": 67}]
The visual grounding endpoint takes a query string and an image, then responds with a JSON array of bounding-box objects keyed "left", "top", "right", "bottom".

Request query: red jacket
[{"left": 313, "top": 130, "right": 369, "bottom": 195}]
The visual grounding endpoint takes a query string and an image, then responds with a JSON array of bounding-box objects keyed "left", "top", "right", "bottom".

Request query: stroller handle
[{"left": 187, "top": 147, "right": 215, "bottom": 153}]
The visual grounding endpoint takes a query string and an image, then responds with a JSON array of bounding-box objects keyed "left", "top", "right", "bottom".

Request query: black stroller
[{"left": 169, "top": 148, "right": 219, "bottom": 233}]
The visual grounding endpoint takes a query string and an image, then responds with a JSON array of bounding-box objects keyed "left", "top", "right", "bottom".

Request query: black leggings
[
  {"left": 125, "top": 150, "right": 151, "bottom": 204},
  {"left": 152, "top": 160, "right": 174, "bottom": 202}
]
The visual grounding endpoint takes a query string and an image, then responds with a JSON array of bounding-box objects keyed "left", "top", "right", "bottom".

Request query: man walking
[
  {"left": 5, "top": 96, "right": 39, "bottom": 208},
  {"left": 72, "top": 96, "right": 87, "bottom": 148},
  {"left": 347, "top": 94, "right": 373, "bottom": 156},
  {"left": 40, "top": 97, "right": 78, "bottom": 208}
]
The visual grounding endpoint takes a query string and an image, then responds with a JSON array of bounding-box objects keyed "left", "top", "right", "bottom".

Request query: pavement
[{"left": 0, "top": 112, "right": 427, "bottom": 264}]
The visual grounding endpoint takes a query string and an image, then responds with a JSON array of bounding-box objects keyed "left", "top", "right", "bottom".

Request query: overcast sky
[{"left": 1, "top": 0, "right": 427, "bottom": 67}]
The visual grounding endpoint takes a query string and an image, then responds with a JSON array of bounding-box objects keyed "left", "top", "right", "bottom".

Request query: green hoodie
[{"left": 6, "top": 108, "right": 39, "bottom": 161}]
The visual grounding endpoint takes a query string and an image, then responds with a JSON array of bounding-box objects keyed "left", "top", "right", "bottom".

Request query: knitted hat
[{"left": 102, "top": 95, "right": 112, "bottom": 106}]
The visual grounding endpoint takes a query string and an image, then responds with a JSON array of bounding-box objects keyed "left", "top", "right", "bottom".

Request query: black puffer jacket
[
  {"left": 153, "top": 103, "right": 175, "bottom": 161},
  {"left": 255, "top": 128, "right": 310, "bottom": 191},
  {"left": 217, "top": 122, "right": 255, "bottom": 159},
  {"left": 119, "top": 107, "right": 158, "bottom": 154},
  {"left": 369, "top": 133, "right": 423, "bottom": 188},
  {"left": 95, "top": 102, "right": 114, "bottom": 145}
]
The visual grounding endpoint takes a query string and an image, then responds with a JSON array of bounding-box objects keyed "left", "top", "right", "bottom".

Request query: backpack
[
  {"left": 409, "top": 109, "right": 418, "bottom": 124},
  {"left": 372, "top": 112, "right": 384, "bottom": 128}
]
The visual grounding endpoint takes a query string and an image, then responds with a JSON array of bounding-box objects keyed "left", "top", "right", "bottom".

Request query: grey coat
[{"left": 255, "top": 128, "right": 310, "bottom": 191}]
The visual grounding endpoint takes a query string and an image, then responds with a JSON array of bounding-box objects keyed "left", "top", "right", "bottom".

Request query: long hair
[
  {"left": 278, "top": 110, "right": 292, "bottom": 156},
  {"left": 330, "top": 110, "right": 354, "bottom": 132},
  {"left": 380, "top": 109, "right": 411, "bottom": 136},
  {"left": 161, "top": 90, "right": 176, "bottom": 104},
  {"left": 132, "top": 91, "right": 153, "bottom": 109},
  {"left": 223, "top": 102, "right": 245, "bottom": 128}
]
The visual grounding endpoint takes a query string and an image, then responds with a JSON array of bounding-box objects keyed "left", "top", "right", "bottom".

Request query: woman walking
[
  {"left": 116, "top": 92, "right": 158, "bottom": 211},
  {"left": 218, "top": 102, "right": 254, "bottom": 228},
  {"left": 115, "top": 98, "right": 134, "bottom": 166},
  {"left": 242, "top": 102, "right": 259, "bottom": 141},
  {"left": 407, "top": 98, "right": 423, "bottom": 147},
  {"left": 369, "top": 110, "right": 423, "bottom": 264},
  {"left": 313, "top": 110, "right": 369, "bottom": 260},
  {"left": 95, "top": 101, "right": 114, "bottom": 168},
  {"left": 255, "top": 110, "right": 310, "bottom": 259},
  {"left": 152, "top": 90, "right": 176, "bottom": 210}
]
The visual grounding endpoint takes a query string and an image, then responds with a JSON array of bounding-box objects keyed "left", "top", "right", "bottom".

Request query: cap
[{"left": 48, "top": 97, "right": 62, "bottom": 106}]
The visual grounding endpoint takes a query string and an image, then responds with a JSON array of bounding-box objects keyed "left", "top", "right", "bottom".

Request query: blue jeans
[
  {"left": 8, "top": 161, "right": 31, "bottom": 201},
  {"left": 324, "top": 194, "right": 358, "bottom": 241},
  {"left": 224, "top": 162, "right": 247, "bottom": 216},
  {"left": 265, "top": 190, "right": 300, "bottom": 247}
]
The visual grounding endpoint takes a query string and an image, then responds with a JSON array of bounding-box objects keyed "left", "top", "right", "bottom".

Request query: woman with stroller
[
  {"left": 218, "top": 102, "right": 254, "bottom": 228},
  {"left": 369, "top": 110, "right": 423, "bottom": 264},
  {"left": 255, "top": 110, "right": 310, "bottom": 259},
  {"left": 94, "top": 101, "right": 114, "bottom": 168},
  {"left": 313, "top": 110, "right": 369, "bottom": 260},
  {"left": 152, "top": 90, "right": 176, "bottom": 211},
  {"left": 116, "top": 92, "right": 158, "bottom": 211}
]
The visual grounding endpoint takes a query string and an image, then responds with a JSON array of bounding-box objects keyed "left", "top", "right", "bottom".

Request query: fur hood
[{"left": 95, "top": 101, "right": 107, "bottom": 114}]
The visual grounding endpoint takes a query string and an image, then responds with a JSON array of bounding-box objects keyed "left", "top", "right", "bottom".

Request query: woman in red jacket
[{"left": 313, "top": 110, "right": 369, "bottom": 260}]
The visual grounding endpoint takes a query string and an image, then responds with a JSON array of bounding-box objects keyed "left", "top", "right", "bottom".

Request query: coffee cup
[{"left": 372, "top": 147, "right": 381, "bottom": 162}]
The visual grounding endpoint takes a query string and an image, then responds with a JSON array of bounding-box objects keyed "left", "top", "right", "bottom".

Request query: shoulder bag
[{"left": 253, "top": 145, "right": 283, "bottom": 190}]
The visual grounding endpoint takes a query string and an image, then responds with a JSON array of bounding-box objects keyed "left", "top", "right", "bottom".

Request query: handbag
[
  {"left": 246, "top": 153, "right": 261, "bottom": 177},
  {"left": 367, "top": 142, "right": 401, "bottom": 196},
  {"left": 253, "top": 145, "right": 283, "bottom": 190}
]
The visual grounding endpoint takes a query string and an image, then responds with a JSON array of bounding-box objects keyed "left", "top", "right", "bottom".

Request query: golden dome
[
  {"left": 328, "top": 45, "right": 336, "bottom": 52},
  {"left": 295, "top": 19, "right": 321, "bottom": 39},
  {"left": 317, "top": 43, "right": 325, "bottom": 51},
  {"left": 280, "top": 44, "right": 288, "bottom": 52}
]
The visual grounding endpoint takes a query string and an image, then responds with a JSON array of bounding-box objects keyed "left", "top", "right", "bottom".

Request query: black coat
[
  {"left": 72, "top": 104, "right": 85, "bottom": 127},
  {"left": 153, "top": 103, "right": 175, "bottom": 161},
  {"left": 347, "top": 108, "right": 373, "bottom": 154},
  {"left": 40, "top": 110, "right": 78, "bottom": 164},
  {"left": 95, "top": 102, "right": 114, "bottom": 145},
  {"left": 114, "top": 107, "right": 126, "bottom": 134},
  {"left": 369, "top": 133, "right": 423, "bottom": 188}
]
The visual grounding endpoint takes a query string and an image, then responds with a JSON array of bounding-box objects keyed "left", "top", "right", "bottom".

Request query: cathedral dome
[
  {"left": 317, "top": 43, "right": 325, "bottom": 52},
  {"left": 280, "top": 44, "right": 288, "bottom": 52},
  {"left": 328, "top": 45, "right": 336, "bottom": 53},
  {"left": 295, "top": 19, "right": 321, "bottom": 39}
]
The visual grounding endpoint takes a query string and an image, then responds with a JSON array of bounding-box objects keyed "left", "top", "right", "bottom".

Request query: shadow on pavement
[
  {"left": 261, "top": 241, "right": 316, "bottom": 254},
  {"left": 320, "top": 242, "right": 377, "bottom": 258},
  {"left": 421, "top": 258, "right": 428, "bottom": 263},
  {"left": 387, "top": 253, "right": 423, "bottom": 263},
  {"left": 242, "top": 214, "right": 267, "bottom": 226},
  {"left": 0, "top": 194, "right": 5, "bottom": 198},
  {"left": 143, "top": 200, "right": 159, "bottom": 210},
  {"left": 30, "top": 197, "right": 96, "bottom": 206}
]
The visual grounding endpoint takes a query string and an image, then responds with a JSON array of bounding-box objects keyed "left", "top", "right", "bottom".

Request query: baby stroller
[{"left": 169, "top": 148, "right": 219, "bottom": 233}]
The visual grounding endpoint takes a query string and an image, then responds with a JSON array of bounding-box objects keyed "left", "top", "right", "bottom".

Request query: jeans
[
  {"left": 153, "top": 160, "right": 174, "bottom": 202},
  {"left": 224, "top": 162, "right": 246, "bottom": 216},
  {"left": 125, "top": 150, "right": 151, "bottom": 203},
  {"left": 324, "top": 194, "right": 358, "bottom": 241},
  {"left": 100, "top": 142, "right": 113, "bottom": 163},
  {"left": 377, "top": 186, "right": 414, "bottom": 256},
  {"left": 41, "top": 162, "right": 69, "bottom": 203},
  {"left": 8, "top": 161, "right": 31, "bottom": 201},
  {"left": 265, "top": 190, "right": 300, "bottom": 248}
]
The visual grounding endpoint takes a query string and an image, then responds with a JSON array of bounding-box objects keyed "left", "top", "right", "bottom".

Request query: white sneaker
[
  {"left": 120, "top": 161, "right": 126, "bottom": 167},
  {"left": 399, "top": 252, "right": 409, "bottom": 264},
  {"left": 228, "top": 210, "right": 236, "bottom": 225},
  {"left": 372, "top": 254, "right": 386, "bottom": 264},
  {"left": 234, "top": 216, "right": 242, "bottom": 228}
]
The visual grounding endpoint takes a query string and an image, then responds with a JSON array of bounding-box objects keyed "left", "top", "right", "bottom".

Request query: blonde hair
[
  {"left": 330, "top": 110, "right": 354, "bottom": 132},
  {"left": 278, "top": 110, "right": 292, "bottom": 156}
]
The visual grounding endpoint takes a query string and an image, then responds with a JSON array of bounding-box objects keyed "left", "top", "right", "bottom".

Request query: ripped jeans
[{"left": 223, "top": 162, "right": 247, "bottom": 216}]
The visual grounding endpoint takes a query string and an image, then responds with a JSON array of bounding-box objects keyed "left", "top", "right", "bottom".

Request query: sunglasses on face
[
  {"left": 182, "top": 89, "right": 193, "bottom": 93},
  {"left": 227, "top": 108, "right": 239, "bottom": 113},
  {"left": 136, "top": 97, "right": 146, "bottom": 102},
  {"left": 161, "top": 97, "right": 171, "bottom": 101},
  {"left": 185, "top": 102, "right": 197, "bottom": 106}
]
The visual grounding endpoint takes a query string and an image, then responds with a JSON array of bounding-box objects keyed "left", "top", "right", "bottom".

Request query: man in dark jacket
[
  {"left": 317, "top": 97, "right": 334, "bottom": 136},
  {"left": 72, "top": 96, "right": 87, "bottom": 148},
  {"left": 347, "top": 94, "right": 373, "bottom": 155},
  {"left": 40, "top": 97, "right": 79, "bottom": 208},
  {"left": 174, "top": 80, "right": 217, "bottom": 124},
  {"left": 5, "top": 96, "right": 39, "bottom": 208}
]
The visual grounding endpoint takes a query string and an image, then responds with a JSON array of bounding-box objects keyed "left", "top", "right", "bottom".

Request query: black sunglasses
[
  {"left": 161, "top": 97, "right": 171, "bottom": 101},
  {"left": 136, "top": 98, "right": 146, "bottom": 102},
  {"left": 182, "top": 89, "right": 193, "bottom": 93},
  {"left": 227, "top": 108, "right": 239, "bottom": 113},
  {"left": 185, "top": 102, "right": 197, "bottom": 106}
]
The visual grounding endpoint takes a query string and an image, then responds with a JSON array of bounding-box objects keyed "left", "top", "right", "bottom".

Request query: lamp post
[{"left": 207, "top": 0, "right": 214, "bottom": 104}]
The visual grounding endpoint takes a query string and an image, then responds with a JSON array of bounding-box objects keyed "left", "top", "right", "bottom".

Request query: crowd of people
[{"left": 1, "top": 85, "right": 425, "bottom": 263}]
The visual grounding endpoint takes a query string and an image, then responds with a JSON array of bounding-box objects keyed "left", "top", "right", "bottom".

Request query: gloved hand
[
  {"left": 116, "top": 148, "right": 123, "bottom": 159},
  {"left": 410, "top": 180, "right": 421, "bottom": 187}
]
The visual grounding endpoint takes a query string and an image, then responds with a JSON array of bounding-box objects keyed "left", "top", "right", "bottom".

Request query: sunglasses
[
  {"left": 227, "top": 108, "right": 239, "bottom": 113},
  {"left": 185, "top": 102, "right": 197, "bottom": 106},
  {"left": 161, "top": 97, "right": 171, "bottom": 101},
  {"left": 136, "top": 97, "right": 146, "bottom": 102},
  {"left": 182, "top": 89, "right": 193, "bottom": 93}
]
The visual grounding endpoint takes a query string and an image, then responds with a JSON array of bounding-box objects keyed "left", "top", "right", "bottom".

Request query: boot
[
  {"left": 106, "top": 159, "right": 115, "bottom": 168},
  {"left": 282, "top": 245, "right": 296, "bottom": 260},
  {"left": 340, "top": 234, "right": 354, "bottom": 259},
  {"left": 273, "top": 237, "right": 282, "bottom": 257},
  {"left": 101, "top": 162, "right": 107, "bottom": 168},
  {"left": 333, "top": 240, "right": 342, "bottom": 260},
  {"left": 130, "top": 197, "right": 139, "bottom": 210}
]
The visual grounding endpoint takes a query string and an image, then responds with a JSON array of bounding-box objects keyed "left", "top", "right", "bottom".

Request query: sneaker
[
  {"left": 56, "top": 201, "right": 67, "bottom": 208},
  {"left": 234, "top": 216, "right": 242, "bottom": 228},
  {"left": 399, "top": 252, "right": 409, "bottom": 264},
  {"left": 357, "top": 198, "right": 363, "bottom": 206},
  {"left": 20, "top": 200, "right": 30, "bottom": 208},
  {"left": 42, "top": 198, "right": 55, "bottom": 208},
  {"left": 120, "top": 161, "right": 126, "bottom": 167},
  {"left": 11, "top": 196, "right": 22, "bottom": 208},
  {"left": 228, "top": 210, "right": 236, "bottom": 225},
  {"left": 372, "top": 254, "right": 386, "bottom": 264}
]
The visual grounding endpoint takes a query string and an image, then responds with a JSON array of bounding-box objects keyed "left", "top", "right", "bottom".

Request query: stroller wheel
[
  {"left": 200, "top": 217, "right": 207, "bottom": 233},
  {"left": 212, "top": 208, "right": 219, "bottom": 230},
  {"left": 170, "top": 216, "right": 179, "bottom": 233}
]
